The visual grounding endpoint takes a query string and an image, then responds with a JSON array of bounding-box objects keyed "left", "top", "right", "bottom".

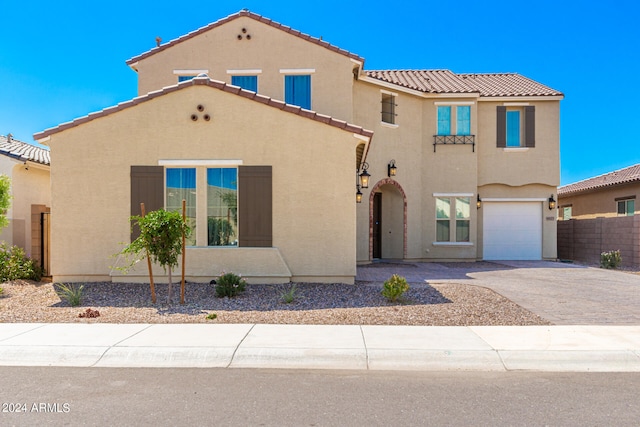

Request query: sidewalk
[{"left": 1, "top": 323, "right": 640, "bottom": 372}]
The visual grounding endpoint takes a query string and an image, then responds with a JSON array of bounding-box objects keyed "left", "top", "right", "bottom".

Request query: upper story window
[
  {"left": 437, "top": 106, "right": 451, "bottom": 135},
  {"left": 174, "top": 69, "right": 209, "bottom": 83},
  {"left": 497, "top": 105, "right": 535, "bottom": 148},
  {"left": 284, "top": 74, "right": 311, "bottom": 109},
  {"left": 617, "top": 198, "right": 635, "bottom": 216},
  {"left": 231, "top": 75, "right": 258, "bottom": 92},
  {"left": 381, "top": 91, "right": 397, "bottom": 125},
  {"left": 437, "top": 105, "right": 471, "bottom": 135}
]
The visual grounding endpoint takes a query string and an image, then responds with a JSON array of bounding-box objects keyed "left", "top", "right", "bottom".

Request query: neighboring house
[
  {"left": 557, "top": 164, "right": 640, "bottom": 267},
  {"left": 0, "top": 134, "right": 51, "bottom": 271},
  {"left": 34, "top": 10, "right": 562, "bottom": 284}
]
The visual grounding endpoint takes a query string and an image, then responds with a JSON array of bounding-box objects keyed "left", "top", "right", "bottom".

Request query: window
[
  {"left": 381, "top": 92, "right": 397, "bottom": 124},
  {"left": 166, "top": 168, "right": 197, "bottom": 245},
  {"left": 560, "top": 206, "right": 572, "bottom": 221},
  {"left": 178, "top": 75, "right": 196, "bottom": 82},
  {"left": 207, "top": 168, "right": 238, "bottom": 246},
  {"left": 436, "top": 197, "right": 470, "bottom": 242},
  {"left": 231, "top": 75, "right": 258, "bottom": 92},
  {"left": 284, "top": 75, "right": 311, "bottom": 109},
  {"left": 497, "top": 106, "right": 535, "bottom": 148},
  {"left": 457, "top": 106, "right": 471, "bottom": 136},
  {"left": 437, "top": 106, "right": 451, "bottom": 135},
  {"left": 617, "top": 198, "right": 635, "bottom": 216}
]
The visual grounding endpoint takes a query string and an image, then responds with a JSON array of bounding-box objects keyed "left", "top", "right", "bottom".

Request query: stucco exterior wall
[
  {"left": 558, "top": 183, "right": 640, "bottom": 219},
  {"left": 134, "top": 16, "right": 357, "bottom": 122},
  {"left": 47, "top": 85, "right": 362, "bottom": 283}
]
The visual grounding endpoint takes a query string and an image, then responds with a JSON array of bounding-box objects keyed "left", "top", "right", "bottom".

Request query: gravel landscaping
[{"left": 0, "top": 279, "right": 550, "bottom": 326}]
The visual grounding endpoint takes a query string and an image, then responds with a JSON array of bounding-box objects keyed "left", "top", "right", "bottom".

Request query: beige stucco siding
[
  {"left": 134, "top": 16, "right": 356, "bottom": 122},
  {"left": 47, "top": 84, "right": 362, "bottom": 283},
  {"left": 559, "top": 183, "right": 640, "bottom": 219}
]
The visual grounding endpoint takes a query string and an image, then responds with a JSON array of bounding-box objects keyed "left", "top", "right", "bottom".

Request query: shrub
[
  {"left": 600, "top": 250, "right": 622, "bottom": 269},
  {"left": 0, "top": 243, "right": 42, "bottom": 282},
  {"left": 280, "top": 284, "right": 298, "bottom": 304},
  {"left": 206, "top": 313, "right": 217, "bottom": 320},
  {"left": 55, "top": 283, "right": 84, "bottom": 307},
  {"left": 215, "top": 272, "right": 247, "bottom": 298},
  {"left": 381, "top": 274, "right": 410, "bottom": 302}
]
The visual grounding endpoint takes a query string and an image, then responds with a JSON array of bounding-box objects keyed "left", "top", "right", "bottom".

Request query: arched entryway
[{"left": 369, "top": 178, "right": 407, "bottom": 260}]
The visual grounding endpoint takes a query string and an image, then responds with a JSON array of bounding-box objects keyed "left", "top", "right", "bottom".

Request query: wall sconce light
[
  {"left": 359, "top": 162, "right": 370, "bottom": 189},
  {"left": 476, "top": 194, "right": 482, "bottom": 209},
  {"left": 387, "top": 159, "right": 397, "bottom": 177},
  {"left": 356, "top": 185, "right": 363, "bottom": 203},
  {"left": 548, "top": 194, "right": 556, "bottom": 210}
]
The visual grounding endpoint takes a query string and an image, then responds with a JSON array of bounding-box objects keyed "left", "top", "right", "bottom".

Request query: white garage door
[{"left": 483, "top": 202, "right": 542, "bottom": 260}]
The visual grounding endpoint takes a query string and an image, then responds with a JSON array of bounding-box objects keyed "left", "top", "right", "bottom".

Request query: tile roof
[
  {"left": 365, "top": 70, "right": 563, "bottom": 97},
  {"left": 0, "top": 134, "right": 50, "bottom": 166},
  {"left": 126, "top": 9, "right": 364, "bottom": 67},
  {"left": 33, "top": 76, "right": 374, "bottom": 141},
  {"left": 558, "top": 164, "right": 640, "bottom": 196}
]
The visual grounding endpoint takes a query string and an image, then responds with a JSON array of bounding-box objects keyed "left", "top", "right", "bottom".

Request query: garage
[{"left": 483, "top": 202, "right": 542, "bottom": 260}]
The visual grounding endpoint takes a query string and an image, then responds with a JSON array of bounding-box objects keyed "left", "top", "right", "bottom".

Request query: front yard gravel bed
[{"left": 0, "top": 280, "right": 550, "bottom": 326}]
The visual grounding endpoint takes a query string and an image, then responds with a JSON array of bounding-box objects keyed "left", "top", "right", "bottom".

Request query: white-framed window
[
  {"left": 381, "top": 91, "right": 397, "bottom": 124},
  {"left": 559, "top": 205, "right": 572, "bottom": 221},
  {"left": 435, "top": 196, "right": 471, "bottom": 242},
  {"left": 497, "top": 104, "right": 535, "bottom": 148},
  {"left": 280, "top": 69, "right": 314, "bottom": 110},
  {"left": 617, "top": 198, "right": 635, "bottom": 216},
  {"left": 165, "top": 168, "right": 197, "bottom": 245},
  {"left": 435, "top": 103, "right": 473, "bottom": 135}
]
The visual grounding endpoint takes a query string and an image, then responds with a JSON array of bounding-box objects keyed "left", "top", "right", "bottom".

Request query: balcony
[{"left": 433, "top": 135, "right": 475, "bottom": 152}]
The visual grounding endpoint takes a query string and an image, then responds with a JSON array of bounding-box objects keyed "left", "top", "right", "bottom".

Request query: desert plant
[
  {"left": 280, "top": 284, "right": 298, "bottom": 304},
  {"left": 215, "top": 272, "right": 247, "bottom": 298},
  {"left": 381, "top": 274, "right": 410, "bottom": 302},
  {"left": 601, "top": 250, "right": 622, "bottom": 269},
  {"left": 0, "top": 174, "right": 12, "bottom": 231},
  {"left": 118, "top": 209, "right": 191, "bottom": 305},
  {"left": 0, "top": 243, "right": 42, "bottom": 282},
  {"left": 55, "top": 283, "right": 84, "bottom": 307},
  {"left": 206, "top": 312, "right": 217, "bottom": 320}
]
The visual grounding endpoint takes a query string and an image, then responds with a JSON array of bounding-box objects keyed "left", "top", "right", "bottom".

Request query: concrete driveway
[{"left": 357, "top": 261, "right": 640, "bottom": 325}]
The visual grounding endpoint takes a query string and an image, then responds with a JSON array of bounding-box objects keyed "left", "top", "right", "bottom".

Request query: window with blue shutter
[
  {"left": 437, "top": 106, "right": 451, "bottom": 135},
  {"left": 506, "top": 110, "right": 521, "bottom": 147},
  {"left": 457, "top": 106, "right": 470, "bottom": 136},
  {"left": 284, "top": 75, "right": 311, "bottom": 109},
  {"left": 231, "top": 75, "right": 258, "bottom": 92}
]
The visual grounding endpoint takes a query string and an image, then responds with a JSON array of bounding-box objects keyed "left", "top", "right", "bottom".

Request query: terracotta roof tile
[
  {"left": 365, "top": 70, "right": 563, "bottom": 97},
  {"left": 33, "top": 76, "right": 374, "bottom": 141},
  {"left": 558, "top": 164, "right": 640, "bottom": 196},
  {"left": 0, "top": 135, "right": 50, "bottom": 166},
  {"left": 126, "top": 10, "right": 364, "bottom": 67}
]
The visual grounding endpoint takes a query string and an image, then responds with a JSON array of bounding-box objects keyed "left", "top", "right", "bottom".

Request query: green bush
[
  {"left": 215, "top": 272, "right": 247, "bottom": 298},
  {"left": 55, "top": 283, "right": 84, "bottom": 307},
  {"left": 0, "top": 243, "right": 42, "bottom": 282},
  {"left": 280, "top": 284, "right": 298, "bottom": 304},
  {"left": 600, "top": 250, "right": 622, "bottom": 269},
  {"left": 381, "top": 274, "right": 410, "bottom": 302}
]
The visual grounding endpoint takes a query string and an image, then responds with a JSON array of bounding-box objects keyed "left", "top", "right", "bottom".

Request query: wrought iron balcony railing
[{"left": 433, "top": 135, "right": 475, "bottom": 152}]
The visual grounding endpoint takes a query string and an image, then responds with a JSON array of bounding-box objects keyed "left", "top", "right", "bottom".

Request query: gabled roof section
[
  {"left": 0, "top": 134, "right": 50, "bottom": 166},
  {"left": 558, "top": 164, "right": 640, "bottom": 197},
  {"left": 126, "top": 9, "right": 365, "bottom": 68},
  {"left": 365, "top": 70, "right": 563, "bottom": 97},
  {"left": 33, "top": 76, "right": 374, "bottom": 141}
]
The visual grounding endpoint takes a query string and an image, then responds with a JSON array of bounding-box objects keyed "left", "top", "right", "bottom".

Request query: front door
[{"left": 372, "top": 193, "right": 382, "bottom": 258}]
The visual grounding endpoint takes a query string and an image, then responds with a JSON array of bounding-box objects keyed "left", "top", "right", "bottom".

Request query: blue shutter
[
  {"left": 437, "top": 106, "right": 451, "bottom": 135},
  {"left": 457, "top": 106, "right": 470, "bottom": 136},
  {"left": 506, "top": 111, "right": 521, "bottom": 147},
  {"left": 285, "top": 75, "right": 311, "bottom": 109},
  {"left": 231, "top": 75, "right": 258, "bottom": 92}
]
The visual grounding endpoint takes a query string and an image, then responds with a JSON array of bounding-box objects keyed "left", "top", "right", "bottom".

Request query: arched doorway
[{"left": 369, "top": 178, "right": 407, "bottom": 260}]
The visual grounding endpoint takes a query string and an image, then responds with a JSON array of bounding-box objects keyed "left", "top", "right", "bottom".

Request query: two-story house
[{"left": 34, "top": 10, "right": 562, "bottom": 284}]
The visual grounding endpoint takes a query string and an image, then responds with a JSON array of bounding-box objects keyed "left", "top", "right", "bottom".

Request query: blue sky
[{"left": 1, "top": 0, "right": 638, "bottom": 185}]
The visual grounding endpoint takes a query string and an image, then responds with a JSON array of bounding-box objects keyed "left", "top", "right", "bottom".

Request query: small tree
[
  {"left": 0, "top": 174, "right": 12, "bottom": 231},
  {"left": 119, "top": 209, "right": 190, "bottom": 305}
]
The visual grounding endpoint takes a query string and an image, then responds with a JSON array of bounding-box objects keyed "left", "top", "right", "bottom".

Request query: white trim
[
  {"left": 159, "top": 159, "right": 243, "bottom": 167},
  {"left": 380, "top": 89, "right": 398, "bottom": 97},
  {"left": 433, "top": 193, "right": 474, "bottom": 197},
  {"left": 353, "top": 133, "right": 371, "bottom": 142},
  {"left": 482, "top": 198, "right": 546, "bottom": 202},
  {"left": 380, "top": 122, "right": 399, "bottom": 129},
  {"left": 502, "top": 102, "right": 530, "bottom": 106},
  {"left": 434, "top": 101, "right": 475, "bottom": 105},
  {"left": 35, "top": 135, "right": 51, "bottom": 144},
  {"left": 227, "top": 69, "right": 262, "bottom": 75},
  {"left": 478, "top": 96, "right": 563, "bottom": 102},
  {"left": 173, "top": 69, "right": 209, "bottom": 75},
  {"left": 503, "top": 147, "right": 530, "bottom": 152},
  {"left": 279, "top": 68, "right": 315, "bottom": 74},
  {"left": 432, "top": 242, "right": 474, "bottom": 247}
]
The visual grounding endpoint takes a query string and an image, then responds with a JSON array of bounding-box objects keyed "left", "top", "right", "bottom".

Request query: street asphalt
[{"left": 1, "top": 261, "right": 639, "bottom": 372}]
